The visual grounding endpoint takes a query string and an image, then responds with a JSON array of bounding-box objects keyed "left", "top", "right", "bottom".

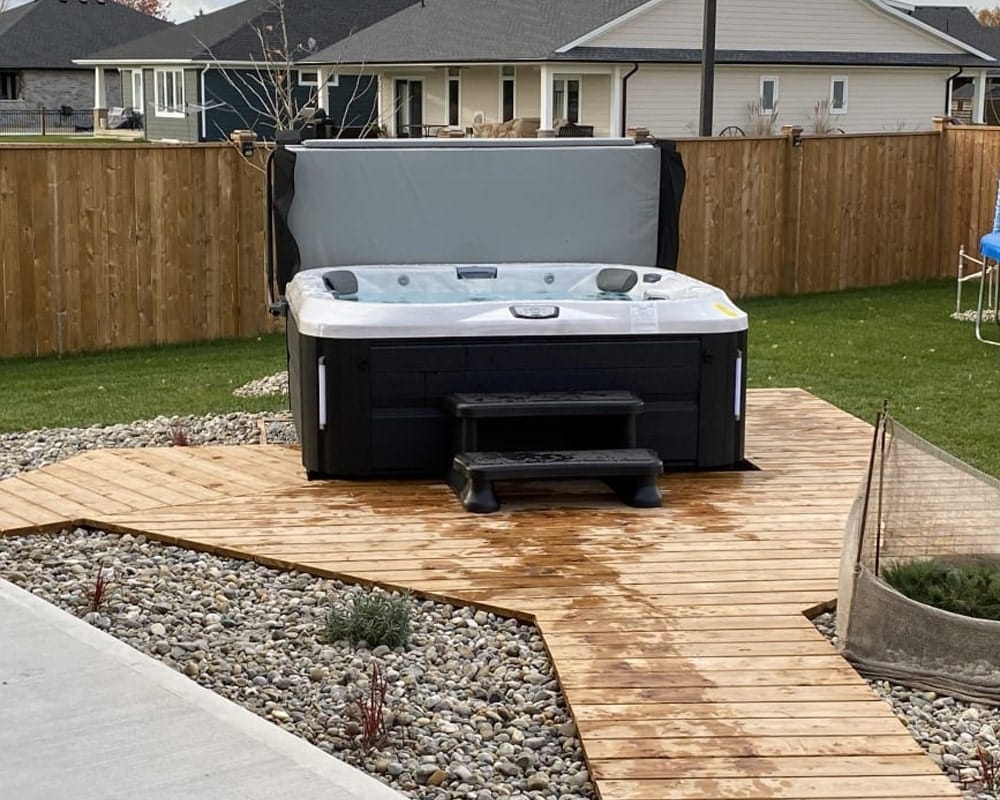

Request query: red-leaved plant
[
  {"left": 81, "top": 565, "right": 113, "bottom": 616},
  {"left": 354, "top": 663, "right": 389, "bottom": 752},
  {"left": 978, "top": 744, "right": 999, "bottom": 793}
]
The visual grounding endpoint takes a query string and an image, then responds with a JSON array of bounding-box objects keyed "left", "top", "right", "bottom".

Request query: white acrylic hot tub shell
[{"left": 286, "top": 263, "right": 747, "bottom": 339}]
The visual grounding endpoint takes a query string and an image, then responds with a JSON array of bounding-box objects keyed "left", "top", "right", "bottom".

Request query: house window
[
  {"left": 552, "top": 76, "right": 580, "bottom": 124},
  {"left": 830, "top": 77, "right": 848, "bottom": 114},
  {"left": 760, "top": 76, "right": 778, "bottom": 114},
  {"left": 130, "top": 70, "right": 144, "bottom": 113},
  {"left": 0, "top": 71, "right": 18, "bottom": 101},
  {"left": 298, "top": 70, "right": 319, "bottom": 87},
  {"left": 153, "top": 68, "right": 185, "bottom": 118},
  {"left": 501, "top": 65, "right": 515, "bottom": 122},
  {"left": 447, "top": 67, "right": 460, "bottom": 127}
]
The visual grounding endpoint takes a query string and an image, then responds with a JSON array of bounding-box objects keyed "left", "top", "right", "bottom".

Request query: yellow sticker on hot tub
[{"left": 714, "top": 303, "right": 738, "bottom": 318}]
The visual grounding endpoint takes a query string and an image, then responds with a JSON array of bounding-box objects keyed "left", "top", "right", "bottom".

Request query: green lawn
[
  {"left": 0, "top": 335, "right": 287, "bottom": 433},
  {"left": 1, "top": 280, "right": 997, "bottom": 477},
  {"left": 742, "top": 280, "right": 1000, "bottom": 477},
  {"left": 0, "top": 135, "right": 144, "bottom": 144}
]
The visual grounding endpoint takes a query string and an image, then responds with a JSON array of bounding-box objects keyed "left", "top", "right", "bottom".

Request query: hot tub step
[
  {"left": 449, "top": 448, "right": 663, "bottom": 513},
  {"left": 445, "top": 391, "right": 643, "bottom": 452},
  {"left": 445, "top": 390, "right": 643, "bottom": 418}
]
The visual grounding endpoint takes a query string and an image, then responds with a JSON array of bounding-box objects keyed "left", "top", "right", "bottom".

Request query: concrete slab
[{"left": 0, "top": 578, "right": 409, "bottom": 800}]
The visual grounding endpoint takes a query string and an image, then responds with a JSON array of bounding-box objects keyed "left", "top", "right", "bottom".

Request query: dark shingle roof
[
  {"left": 86, "top": 0, "right": 417, "bottom": 63},
  {"left": 306, "top": 0, "right": 652, "bottom": 64},
  {"left": 0, "top": 0, "right": 171, "bottom": 69},
  {"left": 909, "top": 5, "right": 1000, "bottom": 60},
  {"left": 559, "top": 46, "right": 993, "bottom": 68}
]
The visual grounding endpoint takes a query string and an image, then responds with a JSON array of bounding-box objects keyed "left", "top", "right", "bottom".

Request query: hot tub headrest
[
  {"left": 322, "top": 269, "right": 358, "bottom": 297},
  {"left": 596, "top": 268, "right": 639, "bottom": 293},
  {"left": 270, "top": 139, "right": 685, "bottom": 297}
]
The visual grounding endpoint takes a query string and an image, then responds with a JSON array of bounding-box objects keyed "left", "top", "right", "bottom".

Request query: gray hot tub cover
[{"left": 268, "top": 138, "right": 685, "bottom": 303}]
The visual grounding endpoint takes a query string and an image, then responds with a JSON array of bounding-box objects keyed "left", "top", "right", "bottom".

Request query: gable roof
[
  {"left": 306, "top": 0, "right": 652, "bottom": 64},
  {"left": 907, "top": 5, "right": 1000, "bottom": 60},
  {"left": 307, "top": 0, "right": 994, "bottom": 67},
  {"left": 83, "top": 0, "right": 417, "bottom": 64},
  {"left": 0, "top": 0, "right": 171, "bottom": 69}
]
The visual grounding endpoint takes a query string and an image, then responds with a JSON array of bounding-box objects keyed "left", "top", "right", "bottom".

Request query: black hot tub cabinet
[{"left": 268, "top": 138, "right": 748, "bottom": 480}]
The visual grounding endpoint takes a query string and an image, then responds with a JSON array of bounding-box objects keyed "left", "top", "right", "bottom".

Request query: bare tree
[
  {"left": 978, "top": 6, "right": 1000, "bottom": 27},
  {"left": 114, "top": 0, "right": 172, "bottom": 21},
  {"left": 204, "top": 0, "right": 387, "bottom": 144}
]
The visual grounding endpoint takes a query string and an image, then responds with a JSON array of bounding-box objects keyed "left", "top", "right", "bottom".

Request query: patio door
[
  {"left": 131, "top": 69, "right": 144, "bottom": 114},
  {"left": 394, "top": 78, "right": 423, "bottom": 137}
]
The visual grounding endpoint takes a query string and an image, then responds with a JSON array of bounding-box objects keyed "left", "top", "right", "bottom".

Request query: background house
[
  {"left": 0, "top": 0, "right": 169, "bottom": 119},
  {"left": 902, "top": 3, "right": 1000, "bottom": 124},
  {"left": 307, "top": 0, "right": 996, "bottom": 138},
  {"left": 78, "top": 0, "right": 414, "bottom": 142}
]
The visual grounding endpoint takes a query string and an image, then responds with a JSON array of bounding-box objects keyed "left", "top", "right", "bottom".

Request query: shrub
[
  {"left": 882, "top": 557, "right": 1000, "bottom": 621},
  {"left": 325, "top": 591, "right": 412, "bottom": 648}
]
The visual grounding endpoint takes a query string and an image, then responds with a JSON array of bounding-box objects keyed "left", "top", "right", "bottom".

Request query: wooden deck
[{"left": 0, "top": 388, "right": 960, "bottom": 800}]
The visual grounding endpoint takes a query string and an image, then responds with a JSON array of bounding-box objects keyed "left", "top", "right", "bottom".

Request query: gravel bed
[
  {"left": 233, "top": 371, "right": 289, "bottom": 398},
  {"left": 0, "top": 530, "right": 592, "bottom": 799},
  {"left": 813, "top": 612, "right": 999, "bottom": 800},
  {"left": 0, "top": 412, "right": 297, "bottom": 480},
  {"left": 952, "top": 309, "right": 999, "bottom": 323}
]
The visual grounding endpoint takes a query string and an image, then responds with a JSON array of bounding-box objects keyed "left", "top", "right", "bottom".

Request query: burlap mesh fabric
[{"left": 837, "top": 415, "right": 1000, "bottom": 704}]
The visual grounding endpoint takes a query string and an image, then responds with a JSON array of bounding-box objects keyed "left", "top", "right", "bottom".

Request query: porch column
[
  {"left": 973, "top": 68, "right": 988, "bottom": 125},
  {"left": 93, "top": 66, "right": 108, "bottom": 130},
  {"left": 609, "top": 66, "right": 623, "bottom": 137},
  {"left": 315, "top": 67, "right": 329, "bottom": 112},
  {"left": 538, "top": 63, "right": 554, "bottom": 136}
]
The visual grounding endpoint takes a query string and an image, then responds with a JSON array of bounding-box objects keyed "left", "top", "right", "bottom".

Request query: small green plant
[
  {"left": 882, "top": 557, "right": 1000, "bottom": 621},
  {"left": 325, "top": 591, "right": 412, "bottom": 648},
  {"left": 354, "top": 663, "right": 389, "bottom": 752}
]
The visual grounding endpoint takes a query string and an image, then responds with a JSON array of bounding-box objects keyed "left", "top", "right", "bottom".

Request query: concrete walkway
[{"left": 0, "top": 578, "right": 408, "bottom": 800}]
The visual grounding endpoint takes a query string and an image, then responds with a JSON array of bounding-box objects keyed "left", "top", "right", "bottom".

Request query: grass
[
  {"left": 0, "top": 135, "right": 144, "bottom": 144},
  {"left": 0, "top": 335, "right": 287, "bottom": 433},
  {"left": 742, "top": 280, "right": 1000, "bottom": 477},
  {"left": 881, "top": 557, "right": 1000, "bottom": 621}
]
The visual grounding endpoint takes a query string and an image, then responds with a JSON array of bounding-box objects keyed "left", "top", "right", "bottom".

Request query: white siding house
[{"left": 307, "top": 0, "right": 995, "bottom": 138}]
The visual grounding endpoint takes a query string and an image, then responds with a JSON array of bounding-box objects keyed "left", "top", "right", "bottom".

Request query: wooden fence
[
  {"left": 675, "top": 123, "right": 1000, "bottom": 297},
  {"left": 0, "top": 144, "right": 272, "bottom": 359},
  {"left": 2, "top": 125, "right": 1000, "bottom": 358}
]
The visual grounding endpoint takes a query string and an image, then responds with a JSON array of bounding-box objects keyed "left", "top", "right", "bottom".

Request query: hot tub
[{"left": 268, "top": 137, "right": 748, "bottom": 479}]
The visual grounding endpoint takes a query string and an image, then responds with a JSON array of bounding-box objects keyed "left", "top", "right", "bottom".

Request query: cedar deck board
[{"left": 0, "top": 390, "right": 960, "bottom": 800}]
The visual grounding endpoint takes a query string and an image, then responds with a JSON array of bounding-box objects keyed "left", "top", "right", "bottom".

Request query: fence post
[
  {"left": 781, "top": 124, "right": 804, "bottom": 295},
  {"left": 931, "top": 116, "right": 950, "bottom": 279},
  {"left": 40, "top": 108, "right": 46, "bottom": 136}
]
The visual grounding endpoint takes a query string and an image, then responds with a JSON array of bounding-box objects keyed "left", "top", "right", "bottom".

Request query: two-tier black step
[{"left": 444, "top": 391, "right": 663, "bottom": 513}]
